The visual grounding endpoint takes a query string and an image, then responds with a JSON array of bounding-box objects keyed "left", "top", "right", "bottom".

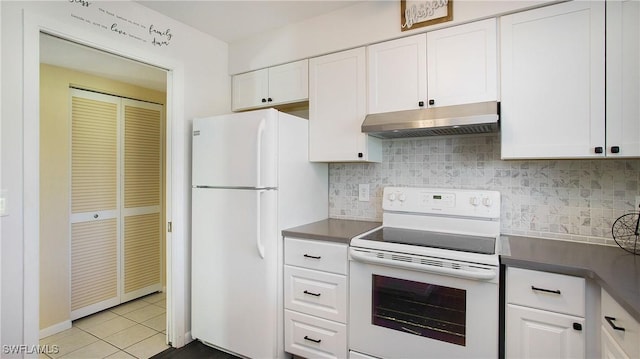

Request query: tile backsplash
[{"left": 328, "top": 134, "right": 640, "bottom": 246}]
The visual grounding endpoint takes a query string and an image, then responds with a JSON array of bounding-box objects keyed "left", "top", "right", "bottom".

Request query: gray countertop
[
  {"left": 283, "top": 219, "right": 640, "bottom": 323},
  {"left": 502, "top": 235, "right": 640, "bottom": 322},
  {"left": 282, "top": 218, "right": 381, "bottom": 244}
]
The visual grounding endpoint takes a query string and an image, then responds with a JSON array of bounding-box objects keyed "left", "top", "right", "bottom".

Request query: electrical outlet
[{"left": 359, "top": 184, "right": 370, "bottom": 202}]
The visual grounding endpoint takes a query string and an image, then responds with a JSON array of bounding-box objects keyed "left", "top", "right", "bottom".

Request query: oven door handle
[{"left": 349, "top": 248, "right": 497, "bottom": 281}]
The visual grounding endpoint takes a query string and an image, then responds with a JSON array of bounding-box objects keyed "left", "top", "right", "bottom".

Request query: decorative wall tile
[{"left": 328, "top": 134, "right": 640, "bottom": 246}]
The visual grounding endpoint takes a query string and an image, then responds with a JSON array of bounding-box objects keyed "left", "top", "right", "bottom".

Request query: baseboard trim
[{"left": 40, "top": 320, "right": 72, "bottom": 339}]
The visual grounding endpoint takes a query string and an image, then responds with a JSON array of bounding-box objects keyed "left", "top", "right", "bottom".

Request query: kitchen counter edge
[
  {"left": 501, "top": 234, "right": 640, "bottom": 323},
  {"left": 282, "top": 218, "right": 381, "bottom": 245}
]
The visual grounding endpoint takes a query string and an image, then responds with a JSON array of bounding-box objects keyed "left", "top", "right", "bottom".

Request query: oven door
[{"left": 349, "top": 249, "right": 499, "bottom": 359}]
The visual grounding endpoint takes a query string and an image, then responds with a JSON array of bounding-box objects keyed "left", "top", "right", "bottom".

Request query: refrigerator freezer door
[
  {"left": 191, "top": 187, "right": 278, "bottom": 358},
  {"left": 192, "top": 109, "right": 278, "bottom": 188}
]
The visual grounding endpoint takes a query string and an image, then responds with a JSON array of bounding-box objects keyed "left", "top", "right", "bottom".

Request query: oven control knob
[
  {"left": 398, "top": 193, "right": 406, "bottom": 202},
  {"left": 388, "top": 193, "right": 396, "bottom": 201},
  {"left": 469, "top": 196, "right": 479, "bottom": 206},
  {"left": 482, "top": 197, "right": 493, "bottom": 207}
]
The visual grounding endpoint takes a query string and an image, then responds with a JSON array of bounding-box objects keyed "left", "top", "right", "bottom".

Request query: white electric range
[{"left": 349, "top": 186, "right": 501, "bottom": 359}]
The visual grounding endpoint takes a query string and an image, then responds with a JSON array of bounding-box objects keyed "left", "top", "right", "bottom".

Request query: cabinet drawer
[
  {"left": 285, "top": 309, "right": 347, "bottom": 359},
  {"left": 285, "top": 265, "right": 347, "bottom": 323},
  {"left": 601, "top": 289, "right": 639, "bottom": 359},
  {"left": 285, "top": 237, "right": 348, "bottom": 274},
  {"left": 507, "top": 267, "right": 585, "bottom": 317}
]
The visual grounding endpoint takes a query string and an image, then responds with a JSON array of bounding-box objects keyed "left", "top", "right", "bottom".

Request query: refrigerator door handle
[
  {"left": 256, "top": 189, "right": 266, "bottom": 259},
  {"left": 255, "top": 118, "right": 266, "bottom": 188}
]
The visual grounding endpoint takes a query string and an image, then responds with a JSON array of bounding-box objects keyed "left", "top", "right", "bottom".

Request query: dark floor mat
[{"left": 151, "top": 340, "right": 239, "bottom": 359}]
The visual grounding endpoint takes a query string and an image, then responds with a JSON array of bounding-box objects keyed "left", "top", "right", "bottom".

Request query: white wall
[
  {"left": 229, "top": 0, "right": 556, "bottom": 74},
  {"left": 1, "top": 0, "right": 229, "bottom": 353}
]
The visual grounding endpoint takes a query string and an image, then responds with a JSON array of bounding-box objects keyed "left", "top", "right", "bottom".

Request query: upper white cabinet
[
  {"left": 367, "top": 34, "right": 428, "bottom": 114},
  {"left": 309, "top": 47, "right": 382, "bottom": 162},
  {"left": 606, "top": 0, "right": 640, "bottom": 157},
  {"left": 426, "top": 18, "right": 497, "bottom": 107},
  {"left": 232, "top": 59, "right": 308, "bottom": 111},
  {"left": 500, "top": 1, "right": 606, "bottom": 159},
  {"left": 367, "top": 19, "right": 497, "bottom": 114}
]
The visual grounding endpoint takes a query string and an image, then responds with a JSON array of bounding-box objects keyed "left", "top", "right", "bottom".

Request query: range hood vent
[{"left": 361, "top": 101, "right": 500, "bottom": 139}]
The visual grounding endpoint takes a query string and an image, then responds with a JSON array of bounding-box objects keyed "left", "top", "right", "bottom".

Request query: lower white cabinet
[
  {"left": 602, "top": 326, "right": 630, "bottom": 359},
  {"left": 284, "top": 237, "right": 348, "bottom": 358},
  {"left": 284, "top": 266, "right": 347, "bottom": 323},
  {"left": 506, "top": 304, "right": 585, "bottom": 358},
  {"left": 601, "top": 289, "right": 639, "bottom": 359},
  {"left": 284, "top": 310, "right": 347, "bottom": 359},
  {"left": 506, "top": 267, "right": 586, "bottom": 359}
]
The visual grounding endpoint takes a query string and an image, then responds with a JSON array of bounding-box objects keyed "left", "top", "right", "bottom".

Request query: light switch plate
[{"left": 359, "top": 184, "right": 370, "bottom": 202}]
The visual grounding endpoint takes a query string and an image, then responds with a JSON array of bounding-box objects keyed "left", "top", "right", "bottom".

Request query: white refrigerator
[{"left": 191, "top": 108, "right": 328, "bottom": 358}]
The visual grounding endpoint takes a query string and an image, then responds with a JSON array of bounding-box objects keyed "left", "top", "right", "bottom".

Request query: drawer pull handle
[
  {"left": 605, "top": 316, "right": 626, "bottom": 331},
  {"left": 531, "top": 286, "right": 561, "bottom": 295},
  {"left": 303, "top": 254, "right": 321, "bottom": 260},
  {"left": 304, "top": 335, "right": 321, "bottom": 344},
  {"left": 303, "top": 290, "right": 321, "bottom": 297}
]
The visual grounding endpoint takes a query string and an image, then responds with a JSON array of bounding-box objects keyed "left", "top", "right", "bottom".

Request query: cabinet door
[
  {"left": 367, "top": 34, "right": 427, "bottom": 114},
  {"left": 268, "top": 59, "right": 309, "bottom": 106},
  {"left": 506, "top": 304, "right": 585, "bottom": 359},
  {"left": 601, "top": 289, "right": 639, "bottom": 359},
  {"left": 232, "top": 68, "right": 269, "bottom": 111},
  {"left": 500, "top": 1, "right": 605, "bottom": 159},
  {"left": 601, "top": 326, "right": 630, "bottom": 359},
  {"left": 606, "top": 0, "right": 640, "bottom": 157},
  {"left": 427, "top": 18, "right": 497, "bottom": 107},
  {"left": 309, "top": 47, "right": 381, "bottom": 162}
]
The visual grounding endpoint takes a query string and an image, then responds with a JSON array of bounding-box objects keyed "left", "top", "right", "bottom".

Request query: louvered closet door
[
  {"left": 70, "top": 89, "right": 121, "bottom": 320},
  {"left": 121, "top": 99, "right": 163, "bottom": 302}
]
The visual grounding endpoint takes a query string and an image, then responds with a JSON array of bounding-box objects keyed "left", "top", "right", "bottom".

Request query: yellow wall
[{"left": 40, "top": 64, "right": 166, "bottom": 330}]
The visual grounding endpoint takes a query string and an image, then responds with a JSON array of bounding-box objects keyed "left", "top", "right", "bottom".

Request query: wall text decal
[{"left": 68, "top": 1, "right": 174, "bottom": 48}]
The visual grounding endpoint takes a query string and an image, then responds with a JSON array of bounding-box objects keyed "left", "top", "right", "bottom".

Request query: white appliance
[
  {"left": 191, "top": 109, "right": 328, "bottom": 359},
  {"left": 349, "top": 187, "right": 501, "bottom": 359}
]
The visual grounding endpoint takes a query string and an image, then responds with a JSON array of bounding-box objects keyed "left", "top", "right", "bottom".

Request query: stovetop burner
[{"left": 360, "top": 227, "right": 496, "bottom": 255}]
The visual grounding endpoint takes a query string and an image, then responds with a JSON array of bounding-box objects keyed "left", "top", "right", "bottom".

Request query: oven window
[{"left": 372, "top": 275, "right": 466, "bottom": 346}]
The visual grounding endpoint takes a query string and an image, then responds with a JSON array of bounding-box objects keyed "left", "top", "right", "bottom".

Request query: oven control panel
[{"left": 382, "top": 187, "right": 500, "bottom": 219}]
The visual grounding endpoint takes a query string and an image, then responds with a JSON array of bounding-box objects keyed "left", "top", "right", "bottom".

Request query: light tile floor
[{"left": 40, "top": 292, "right": 170, "bottom": 359}]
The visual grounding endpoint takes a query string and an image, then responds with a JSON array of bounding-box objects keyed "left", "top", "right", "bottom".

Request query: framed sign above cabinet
[{"left": 401, "top": 0, "right": 453, "bottom": 31}]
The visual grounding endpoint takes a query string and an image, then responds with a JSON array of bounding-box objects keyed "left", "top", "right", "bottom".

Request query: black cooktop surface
[{"left": 359, "top": 227, "right": 496, "bottom": 255}]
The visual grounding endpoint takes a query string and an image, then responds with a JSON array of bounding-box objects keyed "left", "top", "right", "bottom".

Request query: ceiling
[{"left": 135, "top": 1, "right": 362, "bottom": 43}]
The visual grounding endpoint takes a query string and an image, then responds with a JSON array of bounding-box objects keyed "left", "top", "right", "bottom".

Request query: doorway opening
[{"left": 38, "top": 33, "right": 172, "bottom": 352}]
